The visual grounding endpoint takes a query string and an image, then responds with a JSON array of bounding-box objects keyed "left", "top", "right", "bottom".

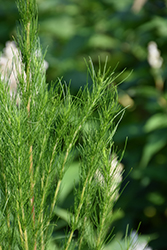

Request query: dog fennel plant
[{"left": 0, "top": 0, "right": 126, "bottom": 249}]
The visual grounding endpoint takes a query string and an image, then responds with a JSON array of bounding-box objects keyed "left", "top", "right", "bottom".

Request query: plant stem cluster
[{"left": 0, "top": 1, "right": 125, "bottom": 250}]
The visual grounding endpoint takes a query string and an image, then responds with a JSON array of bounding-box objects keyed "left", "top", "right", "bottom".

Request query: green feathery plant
[{"left": 0, "top": 0, "right": 131, "bottom": 250}]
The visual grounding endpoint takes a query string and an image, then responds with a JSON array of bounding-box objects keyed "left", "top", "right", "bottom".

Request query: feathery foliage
[{"left": 0, "top": 0, "right": 126, "bottom": 249}]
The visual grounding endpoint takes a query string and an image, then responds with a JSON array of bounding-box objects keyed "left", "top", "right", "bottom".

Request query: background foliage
[{"left": 1, "top": 0, "right": 167, "bottom": 249}]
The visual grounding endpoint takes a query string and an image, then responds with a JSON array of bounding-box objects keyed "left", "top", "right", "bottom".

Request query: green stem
[
  {"left": 17, "top": 173, "right": 29, "bottom": 250},
  {"left": 64, "top": 172, "right": 93, "bottom": 250},
  {"left": 49, "top": 124, "right": 82, "bottom": 218},
  {"left": 25, "top": 0, "right": 36, "bottom": 248}
]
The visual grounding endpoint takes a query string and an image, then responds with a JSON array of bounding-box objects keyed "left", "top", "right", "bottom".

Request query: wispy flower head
[
  {"left": 147, "top": 41, "right": 163, "bottom": 69},
  {"left": 109, "top": 154, "right": 123, "bottom": 196},
  {"left": 0, "top": 41, "right": 48, "bottom": 97},
  {"left": 129, "top": 231, "right": 152, "bottom": 250},
  {"left": 95, "top": 153, "right": 123, "bottom": 201},
  {"left": 0, "top": 41, "right": 23, "bottom": 96}
]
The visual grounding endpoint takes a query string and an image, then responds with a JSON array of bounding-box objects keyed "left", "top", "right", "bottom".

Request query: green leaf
[
  {"left": 140, "top": 133, "right": 167, "bottom": 168},
  {"left": 88, "top": 34, "right": 119, "bottom": 49},
  {"left": 40, "top": 16, "right": 76, "bottom": 39},
  {"left": 144, "top": 113, "right": 167, "bottom": 132},
  {"left": 147, "top": 192, "right": 165, "bottom": 205},
  {"left": 58, "top": 162, "right": 80, "bottom": 205},
  {"left": 54, "top": 206, "right": 74, "bottom": 226}
]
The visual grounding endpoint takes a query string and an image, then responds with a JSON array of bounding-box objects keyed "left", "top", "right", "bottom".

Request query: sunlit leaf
[{"left": 144, "top": 113, "right": 167, "bottom": 132}]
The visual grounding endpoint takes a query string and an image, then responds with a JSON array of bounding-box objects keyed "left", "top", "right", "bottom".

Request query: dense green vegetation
[{"left": 1, "top": 0, "right": 167, "bottom": 249}]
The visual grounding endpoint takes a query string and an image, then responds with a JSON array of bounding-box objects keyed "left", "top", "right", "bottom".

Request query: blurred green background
[{"left": 1, "top": 0, "right": 167, "bottom": 249}]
